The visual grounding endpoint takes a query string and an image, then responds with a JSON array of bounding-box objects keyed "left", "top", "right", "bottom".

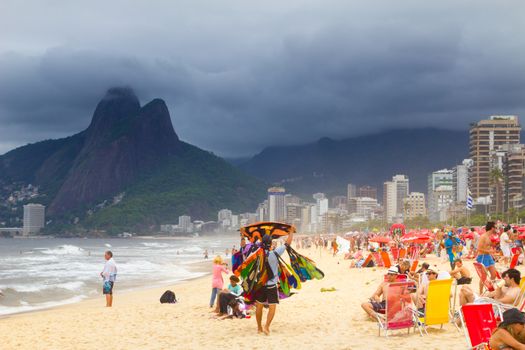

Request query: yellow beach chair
[{"left": 413, "top": 279, "right": 453, "bottom": 336}]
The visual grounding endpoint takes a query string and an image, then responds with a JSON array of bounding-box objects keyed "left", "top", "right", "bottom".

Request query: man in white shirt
[
  {"left": 100, "top": 251, "right": 117, "bottom": 307},
  {"left": 500, "top": 225, "right": 512, "bottom": 265}
]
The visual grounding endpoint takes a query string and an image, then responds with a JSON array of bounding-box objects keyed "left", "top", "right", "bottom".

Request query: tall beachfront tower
[
  {"left": 383, "top": 174, "right": 409, "bottom": 223},
  {"left": 268, "top": 187, "right": 286, "bottom": 222},
  {"left": 23, "top": 203, "right": 45, "bottom": 235},
  {"left": 469, "top": 116, "right": 520, "bottom": 199}
]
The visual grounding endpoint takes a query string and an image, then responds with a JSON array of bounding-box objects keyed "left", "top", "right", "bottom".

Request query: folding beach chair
[
  {"left": 413, "top": 279, "right": 454, "bottom": 336},
  {"left": 410, "top": 260, "right": 419, "bottom": 274},
  {"left": 459, "top": 303, "right": 497, "bottom": 350},
  {"left": 358, "top": 254, "right": 373, "bottom": 268},
  {"left": 410, "top": 246, "right": 420, "bottom": 261},
  {"left": 510, "top": 253, "right": 520, "bottom": 269},
  {"left": 372, "top": 252, "right": 384, "bottom": 267},
  {"left": 398, "top": 248, "right": 407, "bottom": 260},
  {"left": 383, "top": 274, "right": 408, "bottom": 282},
  {"left": 375, "top": 281, "right": 416, "bottom": 337},
  {"left": 391, "top": 247, "right": 399, "bottom": 261},
  {"left": 380, "top": 250, "right": 392, "bottom": 268},
  {"left": 473, "top": 262, "right": 495, "bottom": 292}
]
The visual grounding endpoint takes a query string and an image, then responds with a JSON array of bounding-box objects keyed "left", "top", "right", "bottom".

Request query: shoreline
[{"left": 0, "top": 258, "right": 213, "bottom": 319}]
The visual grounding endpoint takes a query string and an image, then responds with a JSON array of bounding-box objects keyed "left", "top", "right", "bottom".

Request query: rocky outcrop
[{"left": 48, "top": 88, "right": 181, "bottom": 214}]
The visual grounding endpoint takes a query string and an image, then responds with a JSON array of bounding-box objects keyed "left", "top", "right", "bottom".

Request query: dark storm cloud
[{"left": 1, "top": 0, "right": 525, "bottom": 156}]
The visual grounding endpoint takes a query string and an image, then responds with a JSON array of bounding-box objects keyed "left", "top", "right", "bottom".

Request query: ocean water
[{"left": 0, "top": 235, "right": 239, "bottom": 316}]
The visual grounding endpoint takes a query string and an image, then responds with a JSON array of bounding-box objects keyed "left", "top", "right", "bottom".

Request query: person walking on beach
[
  {"left": 100, "top": 250, "right": 117, "bottom": 307},
  {"left": 255, "top": 231, "right": 294, "bottom": 336},
  {"left": 477, "top": 222, "right": 499, "bottom": 284}
]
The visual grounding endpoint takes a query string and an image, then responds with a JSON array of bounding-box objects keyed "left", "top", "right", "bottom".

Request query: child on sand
[{"left": 210, "top": 256, "right": 228, "bottom": 308}]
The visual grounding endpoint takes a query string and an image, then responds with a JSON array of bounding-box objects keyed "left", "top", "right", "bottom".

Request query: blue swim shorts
[{"left": 476, "top": 254, "right": 495, "bottom": 267}]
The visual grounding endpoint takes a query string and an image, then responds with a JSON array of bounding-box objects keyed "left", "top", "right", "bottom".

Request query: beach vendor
[
  {"left": 255, "top": 230, "right": 294, "bottom": 336},
  {"left": 100, "top": 251, "right": 117, "bottom": 307},
  {"left": 444, "top": 231, "right": 461, "bottom": 270}
]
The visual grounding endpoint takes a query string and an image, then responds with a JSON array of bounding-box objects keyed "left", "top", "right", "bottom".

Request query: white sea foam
[
  {"left": 141, "top": 242, "right": 171, "bottom": 248},
  {"left": 181, "top": 246, "right": 202, "bottom": 253},
  {"left": 40, "top": 245, "right": 85, "bottom": 255},
  {"left": 0, "top": 281, "right": 86, "bottom": 293}
]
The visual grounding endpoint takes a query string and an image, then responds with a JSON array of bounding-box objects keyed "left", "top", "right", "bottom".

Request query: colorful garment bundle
[
  {"left": 234, "top": 241, "right": 323, "bottom": 302},
  {"left": 286, "top": 245, "right": 325, "bottom": 282}
]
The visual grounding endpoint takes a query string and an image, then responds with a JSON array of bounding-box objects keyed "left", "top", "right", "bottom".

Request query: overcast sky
[{"left": 1, "top": 1, "right": 524, "bottom": 157}]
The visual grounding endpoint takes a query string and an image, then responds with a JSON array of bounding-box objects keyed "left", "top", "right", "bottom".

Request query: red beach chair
[
  {"left": 375, "top": 281, "right": 416, "bottom": 336},
  {"left": 398, "top": 248, "right": 407, "bottom": 260},
  {"left": 372, "top": 252, "right": 384, "bottom": 267},
  {"left": 380, "top": 251, "right": 392, "bottom": 268},
  {"left": 473, "top": 262, "right": 495, "bottom": 292},
  {"left": 410, "top": 260, "right": 419, "bottom": 274},
  {"left": 391, "top": 247, "right": 399, "bottom": 261},
  {"left": 459, "top": 303, "right": 496, "bottom": 350},
  {"left": 510, "top": 253, "right": 520, "bottom": 269},
  {"left": 383, "top": 274, "right": 408, "bottom": 282},
  {"left": 358, "top": 254, "right": 374, "bottom": 268}
]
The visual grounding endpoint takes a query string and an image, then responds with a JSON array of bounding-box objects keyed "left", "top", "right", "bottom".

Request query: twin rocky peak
[{"left": 49, "top": 87, "right": 181, "bottom": 215}]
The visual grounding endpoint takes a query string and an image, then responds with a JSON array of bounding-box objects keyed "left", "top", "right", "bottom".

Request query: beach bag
[{"left": 160, "top": 290, "right": 177, "bottom": 304}]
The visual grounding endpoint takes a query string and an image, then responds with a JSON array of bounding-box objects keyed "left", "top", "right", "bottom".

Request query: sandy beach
[{"left": 0, "top": 248, "right": 496, "bottom": 350}]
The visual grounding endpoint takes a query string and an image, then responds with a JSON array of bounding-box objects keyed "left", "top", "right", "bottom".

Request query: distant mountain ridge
[
  {"left": 237, "top": 128, "right": 470, "bottom": 199},
  {"left": 0, "top": 88, "right": 266, "bottom": 233}
]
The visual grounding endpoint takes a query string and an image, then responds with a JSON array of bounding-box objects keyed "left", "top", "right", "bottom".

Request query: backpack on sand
[{"left": 160, "top": 290, "right": 177, "bottom": 304}]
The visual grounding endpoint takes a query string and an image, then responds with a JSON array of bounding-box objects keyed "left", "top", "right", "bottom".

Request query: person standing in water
[{"left": 100, "top": 251, "right": 117, "bottom": 307}]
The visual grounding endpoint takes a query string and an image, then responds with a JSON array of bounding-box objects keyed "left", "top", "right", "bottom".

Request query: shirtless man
[
  {"left": 450, "top": 258, "right": 472, "bottom": 285},
  {"left": 476, "top": 221, "right": 499, "bottom": 293},
  {"left": 361, "top": 266, "right": 399, "bottom": 319},
  {"left": 459, "top": 268, "right": 522, "bottom": 307}
]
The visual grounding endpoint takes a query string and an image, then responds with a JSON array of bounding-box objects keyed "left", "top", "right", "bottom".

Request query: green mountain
[{"left": 0, "top": 88, "right": 265, "bottom": 234}]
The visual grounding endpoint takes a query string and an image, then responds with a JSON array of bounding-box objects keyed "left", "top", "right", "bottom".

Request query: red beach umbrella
[{"left": 369, "top": 236, "right": 392, "bottom": 244}]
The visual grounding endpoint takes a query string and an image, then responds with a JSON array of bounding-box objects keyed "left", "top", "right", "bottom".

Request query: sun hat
[
  {"left": 500, "top": 308, "right": 525, "bottom": 327},
  {"left": 387, "top": 267, "right": 399, "bottom": 275}
]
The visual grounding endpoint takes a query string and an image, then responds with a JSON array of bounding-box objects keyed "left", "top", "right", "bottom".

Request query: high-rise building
[
  {"left": 331, "top": 196, "right": 347, "bottom": 210},
  {"left": 493, "top": 143, "right": 525, "bottom": 211},
  {"left": 469, "top": 116, "right": 521, "bottom": 199},
  {"left": 218, "top": 209, "right": 232, "bottom": 223},
  {"left": 286, "top": 203, "right": 303, "bottom": 224},
  {"left": 394, "top": 175, "right": 409, "bottom": 216},
  {"left": 358, "top": 185, "right": 377, "bottom": 200},
  {"left": 284, "top": 194, "right": 301, "bottom": 205},
  {"left": 383, "top": 175, "right": 409, "bottom": 223},
  {"left": 23, "top": 203, "right": 45, "bottom": 235},
  {"left": 383, "top": 181, "right": 396, "bottom": 223},
  {"left": 403, "top": 192, "right": 426, "bottom": 220},
  {"left": 257, "top": 201, "right": 268, "bottom": 222},
  {"left": 348, "top": 197, "right": 379, "bottom": 219},
  {"left": 453, "top": 159, "right": 473, "bottom": 203},
  {"left": 347, "top": 183, "right": 357, "bottom": 199},
  {"left": 428, "top": 169, "right": 454, "bottom": 222},
  {"left": 268, "top": 187, "right": 286, "bottom": 222},
  {"left": 178, "top": 215, "right": 192, "bottom": 232}
]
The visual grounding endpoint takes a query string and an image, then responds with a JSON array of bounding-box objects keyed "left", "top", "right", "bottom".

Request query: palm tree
[{"left": 489, "top": 167, "right": 504, "bottom": 214}]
